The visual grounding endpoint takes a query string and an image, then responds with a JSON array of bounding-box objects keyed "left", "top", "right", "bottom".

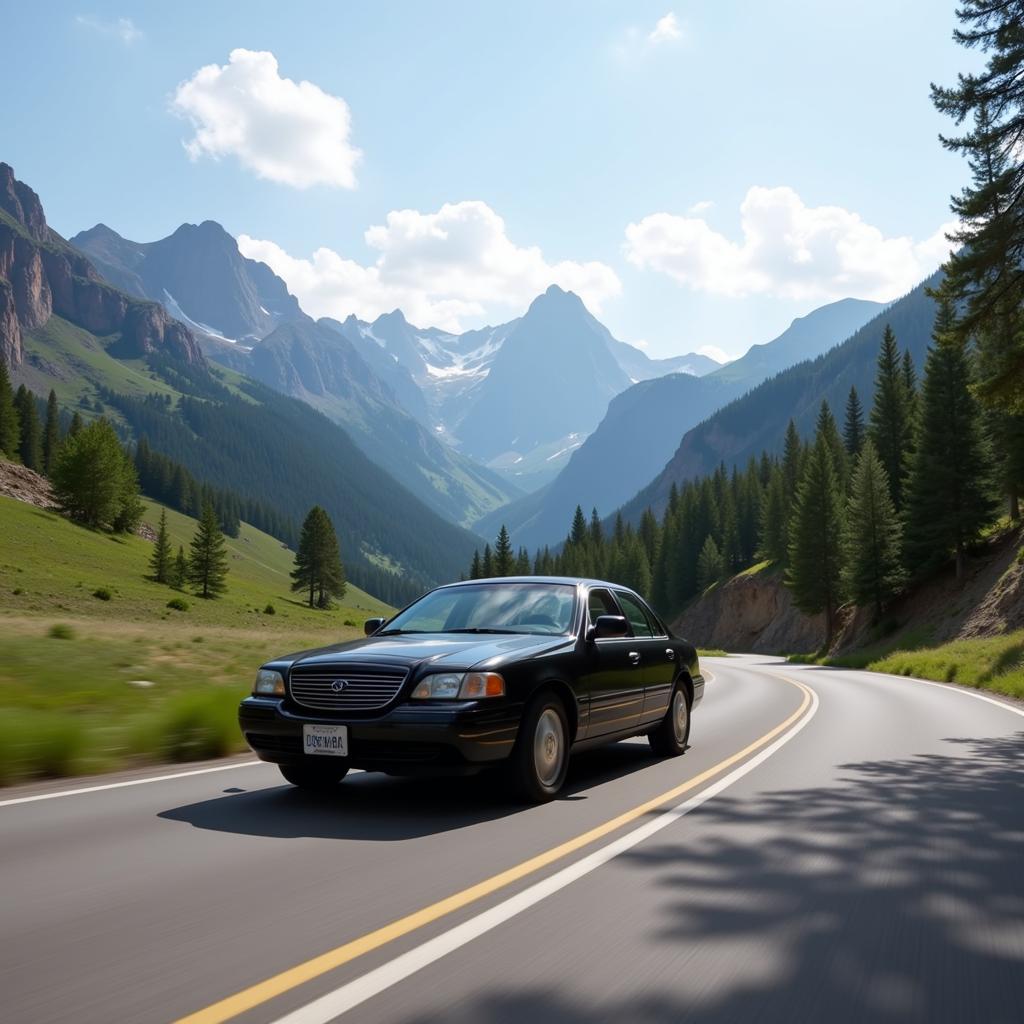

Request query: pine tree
[
  {"left": 291, "top": 505, "right": 346, "bottom": 608},
  {"left": 15, "top": 385, "right": 42, "bottom": 471},
  {"left": 42, "top": 390, "right": 60, "bottom": 476},
  {"left": 51, "top": 418, "right": 140, "bottom": 530},
  {"left": 816, "top": 400, "right": 847, "bottom": 491},
  {"left": 67, "top": 411, "right": 83, "bottom": 437},
  {"left": 481, "top": 543, "right": 494, "bottom": 578},
  {"left": 515, "top": 547, "right": 531, "bottom": 574},
  {"left": 786, "top": 435, "right": 845, "bottom": 639},
  {"left": 171, "top": 546, "right": 188, "bottom": 590},
  {"left": 469, "top": 549, "right": 482, "bottom": 580},
  {"left": 843, "top": 386, "right": 865, "bottom": 458},
  {"left": 841, "top": 441, "right": 906, "bottom": 616},
  {"left": 696, "top": 535, "right": 724, "bottom": 592},
  {"left": 904, "top": 303, "right": 998, "bottom": 581},
  {"left": 782, "top": 419, "right": 803, "bottom": 498},
  {"left": 0, "top": 360, "right": 20, "bottom": 459},
  {"left": 569, "top": 506, "right": 588, "bottom": 547},
  {"left": 494, "top": 525, "right": 514, "bottom": 576},
  {"left": 187, "top": 501, "right": 229, "bottom": 599},
  {"left": 588, "top": 508, "right": 604, "bottom": 548},
  {"left": 759, "top": 467, "right": 788, "bottom": 563},
  {"left": 869, "top": 325, "right": 912, "bottom": 509},
  {"left": 933, "top": 21, "right": 1024, "bottom": 411},
  {"left": 149, "top": 508, "right": 172, "bottom": 584}
]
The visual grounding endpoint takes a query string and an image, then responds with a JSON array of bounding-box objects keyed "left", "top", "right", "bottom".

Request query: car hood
[{"left": 272, "top": 632, "right": 574, "bottom": 673}]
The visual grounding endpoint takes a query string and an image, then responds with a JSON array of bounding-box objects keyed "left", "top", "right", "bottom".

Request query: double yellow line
[{"left": 176, "top": 672, "right": 813, "bottom": 1024}]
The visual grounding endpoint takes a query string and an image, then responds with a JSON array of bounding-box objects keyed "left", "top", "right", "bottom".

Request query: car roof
[{"left": 442, "top": 576, "right": 635, "bottom": 591}]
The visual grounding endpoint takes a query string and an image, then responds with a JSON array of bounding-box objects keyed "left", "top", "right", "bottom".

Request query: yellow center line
[{"left": 174, "top": 672, "right": 813, "bottom": 1024}]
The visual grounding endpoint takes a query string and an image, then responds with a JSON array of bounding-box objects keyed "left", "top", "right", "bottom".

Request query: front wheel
[
  {"left": 648, "top": 683, "right": 690, "bottom": 757},
  {"left": 279, "top": 761, "right": 349, "bottom": 791},
  {"left": 506, "top": 694, "right": 570, "bottom": 803}
]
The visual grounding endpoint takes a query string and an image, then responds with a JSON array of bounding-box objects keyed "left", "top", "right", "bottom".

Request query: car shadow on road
[
  {"left": 157, "top": 740, "right": 662, "bottom": 841},
  {"left": 387, "top": 731, "right": 1024, "bottom": 1024}
]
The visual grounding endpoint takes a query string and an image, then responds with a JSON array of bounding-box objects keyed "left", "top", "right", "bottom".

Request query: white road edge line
[
  {"left": 270, "top": 680, "right": 820, "bottom": 1024},
  {"left": 0, "top": 760, "right": 263, "bottom": 808}
]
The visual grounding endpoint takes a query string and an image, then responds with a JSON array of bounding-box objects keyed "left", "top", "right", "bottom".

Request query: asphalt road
[{"left": 3, "top": 655, "right": 1024, "bottom": 1024}]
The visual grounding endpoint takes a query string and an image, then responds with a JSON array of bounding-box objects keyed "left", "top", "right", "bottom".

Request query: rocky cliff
[
  {"left": 673, "top": 564, "right": 827, "bottom": 654},
  {"left": 0, "top": 163, "right": 203, "bottom": 368}
]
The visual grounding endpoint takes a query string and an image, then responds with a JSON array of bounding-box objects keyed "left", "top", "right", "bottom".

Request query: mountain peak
[
  {"left": 374, "top": 308, "right": 409, "bottom": 328},
  {"left": 0, "top": 162, "right": 48, "bottom": 241}
]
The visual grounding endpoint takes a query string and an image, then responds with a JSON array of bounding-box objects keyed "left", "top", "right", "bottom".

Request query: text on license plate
[{"left": 302, "top": 723, "right": 348, "bottom": 757}]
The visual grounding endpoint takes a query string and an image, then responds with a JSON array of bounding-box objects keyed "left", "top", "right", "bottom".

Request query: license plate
[{"left": 302, "top": 723, "right": 348, "bottom": 757}]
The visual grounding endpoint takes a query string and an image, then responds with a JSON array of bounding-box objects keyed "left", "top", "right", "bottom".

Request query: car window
[
  {"left": 587, "top": 587, "right": 619, "bottom": 625},
  {"left": 614, "top": 591, "right": 655, "bottom": 638}
]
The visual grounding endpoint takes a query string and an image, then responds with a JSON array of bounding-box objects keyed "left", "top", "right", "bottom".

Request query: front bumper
[{"left": 239, "top": 697, "right": 522, "bottom": 775}]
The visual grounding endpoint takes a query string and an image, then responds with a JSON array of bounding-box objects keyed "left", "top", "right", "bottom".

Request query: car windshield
[{"left": 383, "top": 582, "right": 577, "bottom": 637}]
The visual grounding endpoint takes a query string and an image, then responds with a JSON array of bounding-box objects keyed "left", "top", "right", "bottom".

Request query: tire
[
  {"left": 648, "top": 681, "right": 690, "bottom": 758},
  {"left": 279, "top": 761, "right": 349, "bottom": 791},
  {"left": 506, "top": 693, "right": 570, "bottom": 803}
]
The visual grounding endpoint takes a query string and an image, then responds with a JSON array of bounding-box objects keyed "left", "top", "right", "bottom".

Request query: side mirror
[
  {"left": 364, "top": 617, "right": 385, "bottom": 636},
  {"left": 589, "top": 614, "right": 629, "bottom": 641}
]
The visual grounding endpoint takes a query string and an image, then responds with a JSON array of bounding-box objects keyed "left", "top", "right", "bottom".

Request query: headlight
[
  {"left": 253, "top": 668, "right": 286, "bottom": 696},
  {"left": 411, "top": 672, "right": 505, "bottom": 700}
]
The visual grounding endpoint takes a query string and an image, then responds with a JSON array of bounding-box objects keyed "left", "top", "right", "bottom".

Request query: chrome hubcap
[
  {"left": 533, "top": 708, "right": 565, "bottom": 787},
  {"left": 673, "top": 690, "right": 689, "bottom": 744}
]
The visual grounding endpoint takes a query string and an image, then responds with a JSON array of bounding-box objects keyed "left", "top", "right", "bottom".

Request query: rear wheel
[
  {"left": 506, "top": 694, "right": 569, "bottom": 803},
  {"left": 279, "top": 761, "right": 349, "bottom": 791},
  {"left": 648, "top": 682, "right": 690, "bottom": 757}
]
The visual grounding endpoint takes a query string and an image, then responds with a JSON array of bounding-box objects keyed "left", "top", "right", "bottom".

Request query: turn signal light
[{"left": 460, "top": 672, "right": 505, "bottom": 699}]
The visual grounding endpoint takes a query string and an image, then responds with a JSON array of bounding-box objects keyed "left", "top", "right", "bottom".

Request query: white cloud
[
  {"left": 239, "top": 200, "right": 621, "bottom": 332},
  {"left": 625, "top": 186, "right": 957, "bottom": 302},
  {"left": 688, "top": 199, "right": 715, "bottom": 214},
  {"left": 75, "top": 14, "right": 141, "bottom": 44},
  {"left": 171, "top": 49, "right": 360, "bottom": 189},
  {"left": 649, "top": 12, "right": 683, "bottom": 44}
]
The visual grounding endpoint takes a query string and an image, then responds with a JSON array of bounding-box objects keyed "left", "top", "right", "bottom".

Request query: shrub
[
  {"left": 12, "top": 587, "right": 22, "bottom": 596},
  {"left": 263, "top": 603, "right": 276, "bottom": 615},
  {"left": 0, "top": 711, "right": 87, "bottom": 784},
  {"left": 144, "top": 690, "right": 243, "bottom": 763},
  {"left": 166, "top": 598, "right": 189, "bottom": 612},
  {"left": 344, "top": 618, "right": 357, "bottom": 627},
  {"left": 93, "top": 588, "right": 112, "bottom": 601},
  {"left": 48, "top": 623, "right": 75, "bottom": 640}
]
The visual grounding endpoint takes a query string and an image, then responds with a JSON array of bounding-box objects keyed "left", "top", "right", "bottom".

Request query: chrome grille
[{"left": 288, "top": 663, "right": 408, "bottom": 712}]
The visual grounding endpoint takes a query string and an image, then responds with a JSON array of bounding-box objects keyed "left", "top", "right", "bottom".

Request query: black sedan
[{"left": 239, "top": 577, "right": 704, "bottom": 802}]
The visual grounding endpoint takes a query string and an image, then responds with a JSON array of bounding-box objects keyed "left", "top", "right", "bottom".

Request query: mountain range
[
  {"left": 1, "top": 163, "right": 481, "bottom": 598},
  {"left": 477, "top": 296, "right": 884, "bottom": 549}
]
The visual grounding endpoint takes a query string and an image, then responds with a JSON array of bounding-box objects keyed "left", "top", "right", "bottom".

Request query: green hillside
[
  {"left": 0, "top": 493, "right": 388, "bottom": 627},
  {"left": 0, "top": 493, "right": 393, "bottom": 784}
]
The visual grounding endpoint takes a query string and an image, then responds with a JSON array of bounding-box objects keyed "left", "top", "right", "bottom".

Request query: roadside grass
[
  {"left": 0, "top": 617, "right": 362, "bottom": 784},
  {"left": 0, "top": 494, "right": 395, "bottom": 784},
  {"left": 789, "top": 629, "right": 1024, "bottom": 701},
  {"left": 697, "top": 649, "right": 729, "bottom": 658}
]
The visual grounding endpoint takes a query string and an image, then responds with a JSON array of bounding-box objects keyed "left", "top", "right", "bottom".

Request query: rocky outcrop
[
  {"left": 674, "top": 565, "right": 826, "bottom": 654},
  {"left": 0, "top": 163, "right": 48, "bottom": 243},
  {"left": 0, "top": 163, "right": 203, "bottom": 369}
]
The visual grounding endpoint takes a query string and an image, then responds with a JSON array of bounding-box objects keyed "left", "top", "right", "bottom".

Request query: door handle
[
  {"left": 666, "top": 648, "right": 675, "bottom": 660},
  {"left": 628, "top": 651, "right": 641, "bottom": 665}
]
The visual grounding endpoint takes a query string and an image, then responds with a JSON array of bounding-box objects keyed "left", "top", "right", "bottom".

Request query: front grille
[{"left": 288, "top": 663, "right": 409, "bottom": 712}]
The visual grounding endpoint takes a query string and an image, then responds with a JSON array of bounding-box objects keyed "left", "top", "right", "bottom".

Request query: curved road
[{"left": 2, "top": 656, "right": 1024, "bottom": 1024}]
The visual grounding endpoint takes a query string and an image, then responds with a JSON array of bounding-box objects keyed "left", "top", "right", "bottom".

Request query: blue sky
[{"left": 3, "top": 1, "right": 976, "bottom": 359}]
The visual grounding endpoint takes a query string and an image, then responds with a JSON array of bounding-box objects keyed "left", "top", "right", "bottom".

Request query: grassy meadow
[{"left": 0, "top": 494, "right": 393, "bottom": 784}]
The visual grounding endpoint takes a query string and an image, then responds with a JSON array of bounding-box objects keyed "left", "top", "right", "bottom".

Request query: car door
[
  {"left": 578, "top": 586, "right": 645, "bottom": 739},
  {"left": 613, "top": 590, "right": 676, "bottom": 728}
]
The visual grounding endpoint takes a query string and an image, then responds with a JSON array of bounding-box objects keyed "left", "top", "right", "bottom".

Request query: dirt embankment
[
  {"left": 0, "top": 459, "right": 54, "bottom": 508},
  {"left": 674, "top": 524, "right": 1024, "bottom": 656},
  {"left": 673, "top": 565, "right": 826, "bottom": 654}
]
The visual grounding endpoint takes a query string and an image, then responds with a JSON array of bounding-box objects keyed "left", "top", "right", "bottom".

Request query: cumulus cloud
[
  {"left": 239, "top": 200, "right": 621, "bottom": 332},
  {"left": 649, "top": 12, "right": 683, "bottom": 44},
  {"left": 625, "top": 186, "right": 956, "bottom": 302},
  {"left": 696, "top": 344, "right": 732, "bottom": 364},
  {"left": 171, "top": 49, "right": 360, "bottom": 189},
  {"left": 75, "top": 14, "right": 141, "bottom": 44}
]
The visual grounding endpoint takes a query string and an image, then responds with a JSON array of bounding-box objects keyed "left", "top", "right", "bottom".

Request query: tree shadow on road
[
  {"left": 157, "top": 739, "right": 662, "bottom": 841},
  {"left": 396, "top": 732, "right": 1024, "bottom": 1024}
]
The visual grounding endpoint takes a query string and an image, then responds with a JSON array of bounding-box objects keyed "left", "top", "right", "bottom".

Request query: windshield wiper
[
  {"left": 375, "top": 628, "right": 433, "bottom": 635},
  {"left": 445, "top": 628, "right": 520, "bottom": 635}
]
